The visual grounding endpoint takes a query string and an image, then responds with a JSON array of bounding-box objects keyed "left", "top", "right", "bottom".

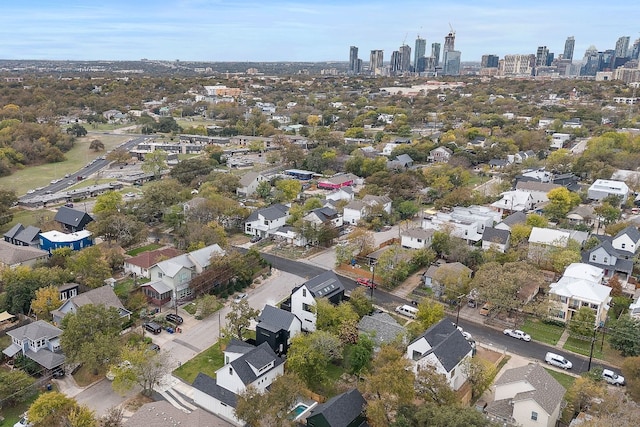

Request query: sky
[{"left": 1, "top": 0, "right": 639, "bottom": 63}]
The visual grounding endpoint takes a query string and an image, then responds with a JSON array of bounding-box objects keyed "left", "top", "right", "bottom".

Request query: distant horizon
[{"left": 1, "top": 1, "right": 639, "bottom": 63}]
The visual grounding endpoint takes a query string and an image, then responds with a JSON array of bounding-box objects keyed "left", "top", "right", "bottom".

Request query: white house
[
  {"left": 343, "top": 195, "right": 392, "bottom": 225},
  {"left": 192, "top": 341, "right": 285, "bottom": 425},
  {"left": 401, "top": 228, "right": 435, "bottom": 249},
  {"left": 481, "top": 227, "right": 511, "bottom": 253},
  {"left": 611, "top": 225, "right": 640, "bottom": 258},
  {"left": 422, "top": 205, "right": 501, "bottom": 244},
  {"left": 326, "top": 187, "right": 355, "bottom": 202},
  {"left": 527, "top": 227, "right": 588, "bottom": 262},
  {"left": 587, "top": 179, "right": 629, "bottom": 203},
  {"left": 549, "top": 263, "right": 611, "bottom": 326},
  {"left": 244, "top": 204, "right": 290, "bottom": 237},
  {"left": 491, "top": 190, "right": 535, "bottom": 215},
  {"left": 550, "top": 133, "right": 571, "bottom": 149},
  {"left": 405, "top": 319, "right": 473, "bottom": 391},
  {"left": 515, "top": 181, "right": 561, "bottom": 206},
  {"left": 124, "top": 247, "right": 183, "bottom": 279},
  {"left": 290, "top": 271, "right": 345, "bottom": 332},
  {"left": 486, "top": 363, "right": 566, "bottom": 427},
  {"left": 382, "top": 143, "right": 400, "bottom": 156},
  {"left": 429, "top": 146, "right": 453, "bottom": 163},
  {"left": 236, "top": 171, "right": 267, "bottom": 197}
]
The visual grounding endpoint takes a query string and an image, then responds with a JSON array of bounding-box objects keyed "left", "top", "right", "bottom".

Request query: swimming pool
[{"left": 288, "top": 403, "right": 309, "bottom": 419}]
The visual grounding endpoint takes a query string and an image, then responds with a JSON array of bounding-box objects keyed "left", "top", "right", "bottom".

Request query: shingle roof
[
  {"left": 0, "top": 240, "right": 48, "bottom": 265},
  {"left": 616, "top": 225, "right": 640, "bottom": 244},
  {"left": 515, "top": 181, "right": 561, "bottom": 193},
  {"left": 53, "top": 206, "right": 93, "bottom": 228},
  {"left": 495, "top": 363, "right": 566, "bottom": 416},
  {"left": 307, "top": 389, "right": 366, "bottom": 427},
  {"left": 304, "top": 271, "right": 346, "bottom": 299},
  {"left": 239, "top": 171, "right": 261, "bottom": 187},
  {"left": 257, "top": 305, "right": 297, "bottom": 332},
  {"left": 59, "top": 285, "right": 129, "bottom": 315},
  {"left": 501, "top": 211, "right": 527, "bottom": 227},
  {"left": 229, "top": 342, "right": 284, "bottom": 386},
  {"left": 7, "top": 320, "right": 62, "bottom": 341},
  {"left": 482, "top": 227, "right": 510, "bottom": 245},
  {"left": 3, "top": 223, "right": 24, "bottom": 239},
  {"left": 192, "top": 373, "right": 238, "bottom": 407},
  {"left": 395, "top": 153, "right": 413, "bottom": 165},
  {"left": 358, "top": 312, "right": 407, "bottom": 346},
  {"left": 257, "top": 204, "right": 289, "bottom": 221},
  {"left": 24, "top": 347, "right": 65, "bottom": 370},
  {"left": 124, "top": 401, "right": 233, "bottom": 427},
  {"left": 402, "top": 228, "right": 435, "bottom": 240},
  {"left": 224, "top": 339, "right": 255, "bottom": 355},
  {"left": 125, "top": 247, "right": 183, "bottom": 269},
  {"left": 410, "top": 319, "right": 472, "bottom": 372},
  {"left": 15, "top": 226, "right": 41, "bottom": 244}
]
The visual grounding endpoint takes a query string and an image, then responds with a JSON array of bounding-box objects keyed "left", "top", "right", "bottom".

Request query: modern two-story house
[
  {"left": 51, "top": 285, "right": 131, "bottom": 325},
  {"left": 244, "top": 204, "right": 290, "bottom": 238},
  {"left": 255, "top": 305, "right": 302, "bottom": 355},
  {"left": 289, "top": 271, "right": 346, "bottom": 332}
]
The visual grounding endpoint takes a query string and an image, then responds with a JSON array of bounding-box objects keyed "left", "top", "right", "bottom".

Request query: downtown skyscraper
[
  {"left": 414, "top": 36, "right": 426, "bottom": 73},
  {"left": 563, "top": 36, "right": 575, "bottom": 61},
  {"left": 369, "top": 50, "right": 384, "bottom": 76},
  {"left": 348, "top": 46, "right": 361, "bottom": 74},
  {"left": 431, "top": 43, "right": 441, "bottom": 66}
]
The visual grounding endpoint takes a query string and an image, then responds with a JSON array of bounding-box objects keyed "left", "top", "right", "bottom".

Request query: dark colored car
[
  {"left": 148, "top": 343, "right": 160, "bottom": 352},
  {"left": 250, "top": 235, "right": 262, "bottom": 243},
  {"left": 165, "top": 313, "right": 183, "bottom": 325}
]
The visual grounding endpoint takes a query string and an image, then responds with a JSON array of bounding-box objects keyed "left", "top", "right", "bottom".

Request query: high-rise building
[
  {"left": 631, "top": 39, "right": 640, "bottom": 60},
  {"left": 442, "top": 50, "right": 461, "bottom": 76},
  {"left": 501, "top": 54, "right": 535, "bottom": 76},
  {"left": 536, "top": 46, "right": 549, "bottom": 67},
  {"left": 414, "top": 36, "right": 426, "bottom": 72},
  {"left": 615, "top": 36, "right": 630, "bottom": 59},
  {"left": 399, "top": 44, "right": 412, "bottom": 73},
  {"left": 349, "top": 46, "right": 360, "bottom": 74},
  {"left": 444, "top": 31, "right": 455, "bottom": 53},
  {"left": 546, "top": 53, "right": 554, "bottom": 66},
  {"left": 431, "top": 43, "right": 441, "bottom": 66},
  {"left": 481, "top": 54, "right": 499, "bottom": 68},
  {"left": 563, "top": 36, "right": 575, "bottom": 61},
  {"left": 370, "top": 50, "right": 384, "bottom": 76},
  {"left": 390, "top": 50, "right": 401, "bottom": 74}
]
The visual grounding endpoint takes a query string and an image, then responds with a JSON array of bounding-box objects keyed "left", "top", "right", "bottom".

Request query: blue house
[{"left": 39, "top": 230, "right": 93, "bottom": 253}]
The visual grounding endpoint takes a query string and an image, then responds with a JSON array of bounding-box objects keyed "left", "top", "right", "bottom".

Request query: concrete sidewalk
[{"left": 52, "top": 373, "right": 87, "bottom": 398}]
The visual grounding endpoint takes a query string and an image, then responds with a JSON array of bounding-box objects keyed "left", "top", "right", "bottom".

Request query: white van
[
  {"left": 395, "top": 305, "right": 418, "bottom": 319},
  {"left": 602, "top": 369, "right": 625, "bottom": 386},
  {"left": 544, "top": 352, "right": 572, "bottom": 369}
]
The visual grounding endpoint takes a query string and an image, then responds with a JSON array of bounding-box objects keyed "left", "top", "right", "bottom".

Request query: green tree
[
  {"left": 88, "top": 213, "right": 147, "bottom": 247},
  {"left": 275, "top": 179, "right": 301, "bottom": 202},
  {"left": 61, "top": 305, "right": 123, "bottom": 375},
  {"left": 66, "top": 124, "right": 88, "bottom": 137},
  {"left": 396, "top": 200, "right": 419, "bottom": 219},
  {"left": 609, "top": 315, "right": 640, "bottom": 356},
  {"left": 0, "top": 189, "right": 18, "bottom": 226},
  {"left": 414, "top": 365, "right": 457, "bottom": 405},
  {"left": 255, "top": 180, "right": 271, "bottom": 199},
  {"left": 169, "top": 157, "right": 217, "bottom": 185},
  {"left": 546, "top": 187, "right": 581, "bottom": 221},
  {"left": 414, "top": 298, "right": 445, "bottom": 331},
  {"left": 141, "top": 150, "right": 168, "bottom": 179},
  {"left": 409, "top": 402, "right": 491, "bottom": 427},
  {"left": 111, "top": 345, "right": 172, "bottom": 396},
  {"left": 346, "top": 334, "right": 374, "bottom": 377},
  {"left": 287, "top": 331, "right": 343, "bottom": 387},
  {"left": 315, "top": 299, "right": 359, "bottom": 336},
  {"left": 461, "top": 357, "right": 493, "bottom": 400},
  {"left": 93, "top": 191, "right": 123, "bottom": 216},
  {"left": 2, "top": 266, "right": 73, "bottom": 314},
  {"left": 622, "top": 356, "right": 640, "bottom": 402},
  {"left": 348, "top": 286, "right": 374, "bottom": 318},
  {"left": 526, "top": 213, "right": 548, "bottom": 228},
  {"left": 89, "top": 139, "right": 104, "bottom": 151},
  {"left": 28, "top": 391, "right": 96, "bottom": 427},
  {"left": 30, "top": 285, "right": 61, "bottom": 320},
  {"left": 594, "top": 202, "right": 621, "bottom": 225},
  {"left": 568, "top": 307, "right": 597, "bottom": 340},
  {"left": 223, "top": 299, "right": 259, "bottom": 340},
  {"left": 68, "top": 246, "right": 112, "bottom": 288},
  {"left": 0, "top": 369, "right": 36, "bottom": 406}
]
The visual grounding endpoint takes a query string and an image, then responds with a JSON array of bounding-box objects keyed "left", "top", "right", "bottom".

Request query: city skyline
[{"left": 1, "top": 0, "right": 639, "bottom": 62}]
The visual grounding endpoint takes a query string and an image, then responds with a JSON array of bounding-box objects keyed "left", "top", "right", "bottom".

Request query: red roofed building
[
  {"left": 317, "top": 173, "right": 358, "bottom": 190},
  {"left": 124, "top": 247, "right": 183, "bottom": 278}
]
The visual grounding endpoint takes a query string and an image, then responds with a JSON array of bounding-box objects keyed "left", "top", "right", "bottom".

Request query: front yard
[
  {"left": 173, "top": 343, "right": 224, "bottom": 384},
  {"left": 519, "top": 318, "right": 565, "bottom": 346}
]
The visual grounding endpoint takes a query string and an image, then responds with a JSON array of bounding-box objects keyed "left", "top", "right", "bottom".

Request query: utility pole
[
  {"left": 370, "top": 262, "right": 376, "bottom": 301},
  {"left": 587, "top": 327, "right": 598, "bottom": 371},
  {"left": 456, "top": 294, "right": 465, "bottom": 326}
]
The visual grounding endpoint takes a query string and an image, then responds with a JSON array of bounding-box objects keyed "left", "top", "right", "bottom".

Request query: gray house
[
  {"left": 256, "top": 305, "right": 302, "bottom": 355},
  {"left": 3, "top": 320, "right": 65, "bottom": 372}
]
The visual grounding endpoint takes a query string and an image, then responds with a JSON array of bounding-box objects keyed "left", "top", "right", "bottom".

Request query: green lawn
[
  {"left": 126, "top": 243, "right": 163, "bottom": 256},
  {"left": 0, "top": 133, "right": 130, "bottom": 197},
  {"left": 544, "top": 368, "right": 576, "bottom": 390},
  {"left": 173, "top": 343, "right": 224, "bottom": 384},
  {"left": 520, "top": 319, "right": 565, "bottom": 346},
  {"left": 563, "top": 337, "right": 604, "bottom": 359},
  {"left": 0, "top": 390, "right": 40, "bottom": 427}
]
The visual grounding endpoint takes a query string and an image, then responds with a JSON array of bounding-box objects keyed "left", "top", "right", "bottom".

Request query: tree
[
  {"left": 0, "top": 369, "right": 36, "bottom": 407},
  {"left": 234, "top": 373, "right": 304, "bottom": 426},
  {"left": 622, "top": 356, "right": 640, "bottom": 402},
  {"left": 608, "top": 274, "right": 623, "bottom": 297},
  {"left": 461, "top": 357, "right": 493, "bottom": 400},
  {"left": 433, "top": 263, "right": 472, "bottom": 301},
  {"left": 89, "top": 139, "right": 104, "bottom": 152},
  {"left": 348, "top": 286, "right": 374, "bottom": 318},
  {"left": 223, "top": 299, "right": 259, "bottom": 340},
  {"left": 414, "top": 364, "right": 457, "bottom": 405},
  {"left": 141, "top": 150, "right": 168, "bottom": 179},
  {"left": 546, "top": 187, "right": 581, "bottom": 221},
  {"left": 275, "top": 179, "right": 301, "bottom": 202},
  {"left": 568, "top": 307, "right": 596, "bottom": 340},
  {"left": 28, "top": 391, "right": 96, "bottom": 427},
  {"left": 281, "top": 142, "right": 305, "bottom": 167},
  {"left": 348, "top": 228, "right": 375, "bottom": 256},
  {"left": 396, "top": 200, "right": 419, "bottom": 219},
  {"left": 169, "top": 157, "right": 216, "bottom": 186},
  {"left": 66, "top": 124, "right": 88, "bottom": 137},
  {"left": 61, "top": 305, "right": 123, "bottom": 375},
  {"left": 287, "top": 330, "right": 343, "bottom": 387},
  {"left": 67, "top": 246, "right": 112, "bottom": 288},
  {"left": 363, "top": 345, "right": 415, "bottom": 427},
  {"left": 414, "top": 298, "right": 445, "bottom": 330},
  {"left": 255, "top": 180, "right": 271, "bottom": 199},
  {"left": 101, "top": 406, "right": 124, "bottom": 427},
  {"left": 346, "top": 334, "right": 374, "bottom": 377},
  {"left": 431, "top": 230, "right": 451, "bottom": 257},
  {"left": 564, "top": 376, "right": 605, "bottom": 417},
  {"left": 609, "top": 314, "right": 640, "bottom": 356},
  {"left": 2, "top": 266, "right": 73, "bottom": 314},
  {"left": 594, "top": 202, "right": 621, "bottom": 225},
  {"left": 0, "top": 189, "right": 18, "bottom": 226},
  {"left": 315, "top": 299, "right": 359, "bottom": 336},
  {"left": 106, "top": 148, "right": 130, "bottom": 165},
  {"left": 111, "top": 345, "right": 173, "bottom": 396},
  {"left": 526, "top": 213, "right": 548, "bottom": 228},
  {"left": 30, "top": 285, "right": 61, "bottom": 320},
  {"left": 89, "top": 213, "right": 148, "bottom": 247},
  {"left": 409, "top": 402, "right": 491, "bottom": 427},
  {"left": 93, "top": 191, "right": 123, "bottom": 216}
]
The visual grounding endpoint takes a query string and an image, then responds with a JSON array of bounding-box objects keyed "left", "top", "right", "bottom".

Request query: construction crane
[
  {"left": 449, "top": 22, "right": 456, "bottom": 35},
  {"left": 402, "top": 32, "right": 408, "bottom": 46}
]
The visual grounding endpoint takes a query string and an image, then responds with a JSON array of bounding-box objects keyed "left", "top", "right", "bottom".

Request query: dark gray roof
[
  {"left": 358, "top": 312, "right": 406, "bottom": 346},
  {"left": 54, "top": 206, "right": 93, "bottom": 228},
  {"left": 582, "top": 242, "right": 634, "bottom": 274},
  {"left": 310, "top": 207, "right": 338, "bottom": 222},
  {"left": 3, "top": 223, "right": 23, "bottom": 239},
  {"left": 229, "top": 342, "right": 284, "bottom": 386},
  {"left": 257, "top": 204, "right": 289, "bottom": 221},
  {"left": 494, "top": 363, "right": 565, "bottom": 416},
  {"left": 25, "top": 348, "right": 65, "bottom": 370},
  {"left": 304, "top": 271, "right": 345, "bottom": 299},
  {"left": 395, "top": 154, "right": 413, "bottom": 165},
  {"left": 410, "top": 319, "right": 472, "bottom": 372},
  {"left": 192, "top": 373, "right": 238, "bottom": 407},
  {"left": 501, "top": 211, "right": 527, "bottom": 227},
  {"left": 257, "top": 305, "right": 297, "bottom": 332},
  {"left": 307, "top": 388, "right": 366, "bottom": 427},
  {"left": 482, "top": 227, "right": 510, "bottom": 245},
  {"left": 224, "top": 339, "right": 255, "bottom": 355},
  {"left": 7, "top": 320, "right": 62, "bottom": 341},
  {"left": 489, "top": 158, "right": 508, "bottom": 167},
  {"left": 15, "top": 226, "right": 41, "bottom": 244}
]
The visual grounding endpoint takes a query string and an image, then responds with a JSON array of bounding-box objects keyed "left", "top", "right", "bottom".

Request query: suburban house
[
  {"left": 609, "top": 225, "right": 640, "bottom": 258},
  {"left": 382, "top": 143, "right": 399, "bottom": 156},
  {"left": 490, "top": 190, "right": 535, "bottom": 215},
  {"left": 387, "top": 153, "right": 414, "bottom": 169},
  {"left": 527, "top": 227, "right": 588, "bottom": 263},
  {"left": 54, "top": 206, "right": 94, "bottom": 232},
  {"left": 39, "top": 230, "right": 93, "bottom": 253},
  {"left": 582, "top": 241, "right": 634, "bottom": 282},
  {"left": 548, "top": 263, "right": 611, "bottom": 326},
  {"left": 325, "top": 187, "right": 355, "bottom": 202},
  {"left": 271, "top": 225, "right": 307, "bottom": 247},
  {"left": 495, "top": 211, "right": 527, "bottom": 232},
  {"left": 422, "top": 205, "right": 501, "bottom": 244},
  {"left": 343, "top": 195, "right": 392, "bottom": 225},
  {"left": 2, "top": 320, "right": 65, "bottom": 373},
  {"left": 358, "top": 311, "right": 407, "bottom": 348},
  {"left": 255, "top": 305, "right": 302, "bottom": 355},
  {"left": 303, "top": 207, "right": 343, "bottom": 229},
  {"left": 143, "top": 244, "right": 225, "bottom": 303},
  {"left": 550, "top": 133, "right": 571, "bottom": 149},
  {"left": 0, "top": 240, "right": 49, "bottom": 268},
  {"left": 306, "top": 389, "right": 367, "bottom": 427},
  {"left": 124, "top": 401, "right": 232, "bottom": 427},
  {"left": 515, "top": 181, "right": 561, "bottom": 206},
  {"left": 57, "top": 283, "right": 80, "bottom": 301},
  {"left": 244, "top": 204, "right": 290, "bottom": 238},
  {"left": 3, "top": 223, "right": 41, "bottom": 247},
  {"left": 514, "top": 150, "right": 536, "bottom": 164},
  {"left": 317, "top": 173, "right": 357, "bottom": 190},
  {"left": 405, "top": 319, "right": 473, "bottom": 391},
  {"left": 236, "top": 171, "right": 268, "bottom": 197},
  {"left": 192, "top": 341, "right": 285, "bottom": 425},
  {"left": 422, "top": 262, "right": 472, "bottom": 298},
  {"left": 486, "top": 363, "right": 566, "bottom": 427},
  {"left": 51, "top": 285, "right": 131, "bottom": 325},
  {"left": 289, "top": 271, "right": 346, "bottom": 332},
  {"left": 587, "top": 179, "right": 629, "bottom": 203},
  {"left": 124, "top": 247, "right": 183, "bottom": 279},
  {"left": 401, "top": 228, "right": 435, "bottom": 249},
  {"left": 429, "top": 146, "right": 453, "bottom": 163},
  {"left": 481, "top": 227, "right": 511, "bottom": 253},
  {"left": 567, "top": 205, "right": 596, "bottom": 227}
]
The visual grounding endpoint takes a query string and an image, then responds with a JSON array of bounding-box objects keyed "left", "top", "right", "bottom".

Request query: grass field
[
  {"left": 0, "top": 133, "right": 130, "bottom": 197},
  {"left": 0, "top": 390, "right": 40, "bottom": 427},
  {"left": 563, "top": 336, "right": 604, "bottom": 359},
  {"left": 544, "top": 368, "right": 576, "bottom": 390},
  {"left": 173, "top": 343, "right": 224, "bottom": 384},
  {"left": 126, "top": 243, "right": 163, "bottom": 256},
  {"left": 520, "top": 318, "right": 565, "bottom": 346}
]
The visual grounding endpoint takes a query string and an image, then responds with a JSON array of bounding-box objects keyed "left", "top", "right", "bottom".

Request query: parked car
[
  {"left": 13, "top": 414, "right": 32, "bottom": 427},
  {"left": 545, "top": 352, "right": 572, "bottom": 369},
  {"left": 143, "top": 322, "right": 162, "bottom": 334},
  {"left": 503, "top": 329, "right": 531, "bottom": 342},
  {"left": 356, "top": 278, "right": 377, "bottom": 289},
  {"left": 250, "top": 235, "right": 262, "bottom": 243},
  {"left": 602, "top": 368, "right": 625, "bottom": 385},
  {"left": 165, "top": 313, "right": 183, "bottom": 325},
  {"left": 233, "top": 293, "right": 248, "bottom": 303},
  {"left": 479, "top": 303, "right": 493, "bottom": 316}
]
